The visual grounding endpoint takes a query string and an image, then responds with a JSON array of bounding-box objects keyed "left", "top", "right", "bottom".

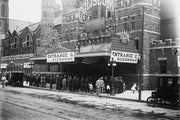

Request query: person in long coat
[
  {"left": 62, "top": 75, "right": 67, "bottom": 91},
  {"left": 96, "top": 77, "right": 104, "bottom": 96}
]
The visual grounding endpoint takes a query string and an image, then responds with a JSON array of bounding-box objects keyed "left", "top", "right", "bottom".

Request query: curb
[{"left": 25, "top": 86, "right": 146, "bottom": 103}]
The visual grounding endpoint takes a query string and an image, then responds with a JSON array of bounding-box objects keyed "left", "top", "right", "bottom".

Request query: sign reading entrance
[
  {"left": 47, "top": 52, "right": 75, "bottom": 63},
  {"left": 110, "top": 51, "right": 139, "bottom": 64}
]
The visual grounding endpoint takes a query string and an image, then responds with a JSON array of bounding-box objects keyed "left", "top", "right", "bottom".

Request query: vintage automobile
[{"left": 147, "top": 77, "right": 179, "bottom": 109}]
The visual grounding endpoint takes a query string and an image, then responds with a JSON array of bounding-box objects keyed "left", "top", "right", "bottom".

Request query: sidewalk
[
  {"left": 1, "top": 86, "right": 180, "bottom": 119},
  {"left": 26, "top": 85, "right": 152, "bottom": 102}
]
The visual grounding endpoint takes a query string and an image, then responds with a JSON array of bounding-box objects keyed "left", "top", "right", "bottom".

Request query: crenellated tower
[{"left": 41, "top": 0, "right": 56, "bottom": 22}]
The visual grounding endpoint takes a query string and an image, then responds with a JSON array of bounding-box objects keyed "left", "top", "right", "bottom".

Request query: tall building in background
[
  {"left": 0, "top": 0, "right": 9, "bottom": 39},
  {"left": 0, "top": 0, "right": 9, "bottom": 74},
  {"left": 41, "top": 0, "right": 56, "bottom": 22}
]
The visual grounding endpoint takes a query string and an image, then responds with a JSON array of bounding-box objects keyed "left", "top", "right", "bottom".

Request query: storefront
[{"left": 0, "top": 54, "right": 34, "bottom": 74}]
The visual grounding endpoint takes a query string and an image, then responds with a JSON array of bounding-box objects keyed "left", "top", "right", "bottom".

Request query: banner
[
  {"left": 47, "top": 52, "right": 75, "bottom": 63},
  {"left": 110, "top": 51, "right": 139, "bottom": 64}
]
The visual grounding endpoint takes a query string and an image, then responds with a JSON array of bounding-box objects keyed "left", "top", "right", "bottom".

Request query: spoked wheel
[{"left": 147, "top": 97, "right": 156, "bottom": 107}]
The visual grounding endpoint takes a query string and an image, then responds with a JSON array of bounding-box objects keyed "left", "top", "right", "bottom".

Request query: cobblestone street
[{"left": 0, "top": 86, "right": 179, "bottom": 120}]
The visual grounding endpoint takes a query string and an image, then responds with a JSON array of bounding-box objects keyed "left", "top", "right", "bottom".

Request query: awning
[
  {"left": 31, "top": 57, "right": 46, "bottom": 60},
  {"left": 76, "top": 51, "right": 110, "bottom": 58},
  {"left": 30, "top": 51, "right": 111, "bottom": 61}
]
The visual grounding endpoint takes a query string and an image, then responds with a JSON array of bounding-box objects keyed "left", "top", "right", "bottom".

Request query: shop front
[{"left": 0, "top": 54, "right": 34, "bottom": 75}]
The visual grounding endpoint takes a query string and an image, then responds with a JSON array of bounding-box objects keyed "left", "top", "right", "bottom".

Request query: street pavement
[{"left": 0, "top": 86, "right": 179, "bottom": 120}]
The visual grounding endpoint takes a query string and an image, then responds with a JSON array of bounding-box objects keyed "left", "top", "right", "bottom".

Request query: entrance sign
[
  {"left": 110, "top": 51, "right": 139, "bottom": 64},
  {"left": 47, "top": 52, "right": 75, "bottom": 63}
]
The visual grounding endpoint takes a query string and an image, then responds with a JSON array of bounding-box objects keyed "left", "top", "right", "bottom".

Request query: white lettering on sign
[
  {"left": 47, "top": 52, "right": 75, "bottom": 63},
  {"left": 110, "top": 51, "right": 139, "bottom": 64}
]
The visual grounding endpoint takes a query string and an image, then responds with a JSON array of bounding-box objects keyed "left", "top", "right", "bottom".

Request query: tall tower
[
  {"left": 0, "top": 0, "right": 9, "bottom": 74},
  {"left": 0, "top": 0, "right": 9, "bottom": 39},
  {"left": 61, "top": 0, "right": 78, "bottom": 10},
  {"left": 41, "top": 0, "right": 56, "bottom": 22}
]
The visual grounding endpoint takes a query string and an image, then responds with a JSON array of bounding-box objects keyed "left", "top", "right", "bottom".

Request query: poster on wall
[
  {"left": 110, "top": 51, "right": 139, "bottom": 64},
  {"left": 47, "top": 52, "right": 75, "bottom": 63}
]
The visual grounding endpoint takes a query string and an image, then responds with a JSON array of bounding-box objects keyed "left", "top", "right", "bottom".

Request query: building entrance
[{"left": 63, "top": 56, "right": 138, "bottom": 90}]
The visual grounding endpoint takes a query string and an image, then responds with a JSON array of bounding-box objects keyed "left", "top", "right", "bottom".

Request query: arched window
[
  {"left": 44, "top": 11, "right": 47, "bottom": 18},
  {"left": 1, "top": 4, "right": 6, "bottom": 17},
  {"left": 23, "top": 34, "right": 32, "bottom": 47},
  {"left": 10, "top": 37, "right": 18, "bottom": 49}
]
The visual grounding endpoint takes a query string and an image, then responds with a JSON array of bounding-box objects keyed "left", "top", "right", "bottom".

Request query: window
[
  {"left": 44, "top": 11, "right": 47, "bottom": 18},
  {"left": 1, "top": 4, "right": 6, "bottom": 17},
  {"left": 23, "top": 34, "right": 32, "bottom": 47},
  {"left": 10, "top": 37, "right": 18, "bottom": 49},
  {"left": 131, "top": 21, "right": 135, "bottom": 30},
  {"left": 135, "top": 39, "right": 139, "bottom": 50},
  {"left": 123, "top": 23, "right": 128, "bottom": 31},
  {"left": 159, "top": 60, "right": 167, "bottom": 73},
  {"left": 107, "top": 11, "right": 111, "bottom": 18}
]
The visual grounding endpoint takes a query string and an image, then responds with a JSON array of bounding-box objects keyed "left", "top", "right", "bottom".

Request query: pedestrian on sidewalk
[
  {"left": 123, "top": 82, "right": 126, "bottom": 92},
  {"left": 131, "top": 82, "right": 137, "bottom": 93},
  {"left": 1, "top": 75, "right": 7, "bottom": 88},
  {"left": 96, "top": 77, "right": 104, "bottom": 96},
  {"left": 96, "top": 77, "right": 101, "bottom": 96},
  {"left": 99, "top": 77, "right": 105, "bottom": 94},
  {"left": 106, "top": 84, "right": 110, "bottom": 96},
  {"left": 62, "top": 75, "right": 67, "bottom": 91},
  {"left": 89, "top": 82, "right": 93, "bottom": 94}
]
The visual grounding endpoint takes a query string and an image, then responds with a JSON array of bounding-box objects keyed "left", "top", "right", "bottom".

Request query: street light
[
  {"left": 108, "top": 58, "right": 117, "bottom": 95},
  {"left": 29, "top": 62, "right": 34, "bottom": 75},
  {"left": 9, "top": 61, "right": 14, "bottom": 73}
]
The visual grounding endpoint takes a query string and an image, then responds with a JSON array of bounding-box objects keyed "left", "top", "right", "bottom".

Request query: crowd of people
[
  {"left": 1, "top": 72, "right": 138, "bottom": 95},
  {"left": 22, "top": 73, "right": 127, "bottom": 95}
]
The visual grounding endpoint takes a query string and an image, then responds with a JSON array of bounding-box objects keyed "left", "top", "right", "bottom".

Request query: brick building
[
  {"left": 149, "top": 38, "right": 179, "bottom": 89},
  {"left": 1, "top": 0, "right": 179, "bottom": 90},
  {"left": 44, "top": 0, "right": 161, "bottom": 89}
]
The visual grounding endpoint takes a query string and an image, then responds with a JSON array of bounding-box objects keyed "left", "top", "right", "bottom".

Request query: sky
[{"left": 9, "top": 0, "right": 61, "bottom": 23}]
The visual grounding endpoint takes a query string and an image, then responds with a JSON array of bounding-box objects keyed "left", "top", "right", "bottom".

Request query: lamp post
[
  {"left": 138, "top": 5, "right": 145, "bottom": 101},
  {"left": 108, "top": 58, "right": 117, "bottom": 95},
  {"left": 29, "top": 62, "right": 34, "bottom": 75},
  {"left": 9, "top": 61, "right": 14, "bottom": 73}
]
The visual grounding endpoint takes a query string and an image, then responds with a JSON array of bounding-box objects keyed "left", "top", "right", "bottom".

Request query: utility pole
[{"left": 138, "top": 6, "right": 145, "bottom": 101}]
